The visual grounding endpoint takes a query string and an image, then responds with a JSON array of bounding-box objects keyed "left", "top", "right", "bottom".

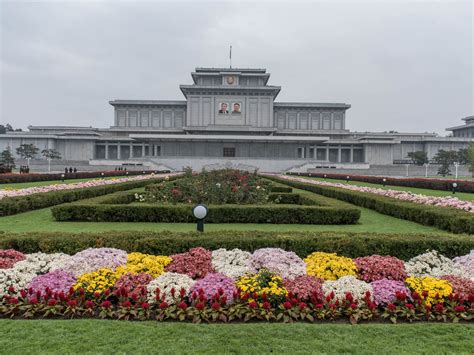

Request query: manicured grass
[
  {"left": 0, "top": 320, "right": 472, "bottom": 354},
  {"left": 0, "top": 203, "right": 446, "bottom": 234},
  {"left": 305, "top": 177, "right": 474, "bottom": 201},
  {"left": 0, "top": 176, "right": 120, "bottom": 189}
]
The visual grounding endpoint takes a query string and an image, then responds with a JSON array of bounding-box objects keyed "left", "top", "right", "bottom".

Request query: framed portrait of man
[
  {"left": 231, "top": 102, "right": 241, "bottom": 114},
  {"left": 218, "top": 102, "right": 229, "bottom": 114}
]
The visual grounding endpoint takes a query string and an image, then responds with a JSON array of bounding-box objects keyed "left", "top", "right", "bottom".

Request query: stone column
[
  {"left": 337, "top": 147, "right": 341, "bottom": 163},
  {"left": 130, "top": 143, "right": 134, "bottom": 158},
  {"left": 117, "top": 144, "right": 121, "bottom": 159},
  {"left": 350, "top": 146, "right": 354, "bottom": 163},
  {"left": 105, "top": 143, "right": 109, "bottom": 160},
  {"left": 141, "top": 143, "right": 145, "bottom": 157}
]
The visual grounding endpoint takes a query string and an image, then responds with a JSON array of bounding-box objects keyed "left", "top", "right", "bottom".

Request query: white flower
[
  {"left": 147, "top": 272, "right": 195, "bottom": 304},
  {"left": 211, "top": 249, "right": 253, "bottom": 279},
  {"left": 405, "top": 250, "right": 469, "bottom": 278},
  {"left": 322, "top": 276, "right": 373, "bottom": 302}
]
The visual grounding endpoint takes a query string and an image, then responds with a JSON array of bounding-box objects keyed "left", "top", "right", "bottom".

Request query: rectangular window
[
  {"left": 308, "top": 147, "right": 315, "bottom": 159},
  {"left": 155, "top": 146, "right": 161, "bottom": 156},
  {"left": 223, "top": 147, "right": 236, "bottom": 157},
  {"left": 316, "top": 148, "right": 327, "bottom": 160},
  {"left": 328, "top": 149, "right": 339, "bottom": 162},
  {"left": 297, "top": 147, "right": 306, "bottom": 159}
]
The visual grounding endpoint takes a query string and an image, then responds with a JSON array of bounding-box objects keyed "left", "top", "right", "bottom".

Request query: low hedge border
[
  {"left": 287, "top": 172, "right": 474, "bottom": 193},
  {"left": 51, "top": 203, "right": 360, "bottom": 225},
  {"left": 0, "top": 176, "right": 179, "bottom": 217},
  {"left": 0, "top": 231, "right": 471, "bottom": 260},
  {"left": 267, "top": 175, "right": 474, "bottom": 234},
  {"left": 0, "top": 170, "right": 171, "bottom": 184}
]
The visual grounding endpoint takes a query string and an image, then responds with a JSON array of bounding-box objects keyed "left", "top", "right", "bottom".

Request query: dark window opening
[{"left": 223, "top": 147, "right": 236, "bottom": 157}]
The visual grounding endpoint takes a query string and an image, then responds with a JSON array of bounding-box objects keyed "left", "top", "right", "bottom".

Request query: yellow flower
[
  {"left": 405, "top": 276, "right": 452, "bottom": 306},
  {"left": 304, "top": 252, "right": 357, "bottom": 280},
  {"left": 74, "top": 268, "right": 118, "bottom": 294},
  {"left": 115, "top": 252, "right": 171, "bottom": 278}
]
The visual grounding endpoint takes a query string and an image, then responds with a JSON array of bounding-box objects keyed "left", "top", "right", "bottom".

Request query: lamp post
[
  {"left": 405, "top": 164, "right": 409, "bottom": 177},
  {"left": 324, "top": 174, "right": 327, "bottom": 180},
  {"left": 452, "top": 182, "right": 458, "bottom": 195},
  {"left": 424, "top": 163, "right": 429, "bottom": 178},
  {"left": 454, "top": 162, "right": 459, "bottom": 180},
  {"left": 192, "top": 204, "right": 208, "bottom": 232},
  {"left": 61, "top": 173, "right": 65, "bottom": 182},
  {"left": 101, "top": 172, "right": 105, "bottom": 179},
  {"left": 382, "top": 178, "right": 387, "bottom": 187},
  {"left": 346, "top": 175, "right": 350, "bottom": 183}
]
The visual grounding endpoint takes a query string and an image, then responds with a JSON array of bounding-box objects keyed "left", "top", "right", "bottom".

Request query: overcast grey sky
[{"left": 1, "top": 0, "right": 473, "bottom": 135}]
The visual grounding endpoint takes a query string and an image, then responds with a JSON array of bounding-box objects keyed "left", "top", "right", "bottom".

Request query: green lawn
[
  {"left": 0, "top": 176, "right": 123, "bottom": 189},
  {"left": 0, "top": 204, "right": 445, "bottom": 234},
  {"left": 305, "top": 177, "right": 474, "bottom": 201},
  {"left": 0, "top": 320, "right": 472, "bottom": 354}
]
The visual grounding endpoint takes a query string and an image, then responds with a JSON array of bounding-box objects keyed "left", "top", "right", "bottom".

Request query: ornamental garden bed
[
  {"left": 51, "top": 170, "right": 360, "bottom": 224},
  {"left": 287, "top": 172, "right": 474, "bottom": 193},
  {"left": 0, "top": 246, "right": 472, "bottom": 323},
  {"left": 266, "top": 175, "right": 474, "bottom": 234},
  {"left": 0, "top": 174, "right": 179, "bottom": 217}
]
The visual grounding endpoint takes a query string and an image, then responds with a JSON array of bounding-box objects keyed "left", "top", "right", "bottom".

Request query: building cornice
[{"left": 274, "top": 102, "right": 351, "bottom": 109}]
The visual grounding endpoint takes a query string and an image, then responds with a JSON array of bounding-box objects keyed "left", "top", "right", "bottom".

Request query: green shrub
[
  {"left": 51, "top": 203, "right": 360, "bottom": 224},
  {"left": 266, "top": 176, "right": 474, "bottom": 234},
  {"left": 0, "top": 177, "right": 176, "bottom": 217},
  {"left": 0, "top": 231, "right": 471, "bottom": 260}
]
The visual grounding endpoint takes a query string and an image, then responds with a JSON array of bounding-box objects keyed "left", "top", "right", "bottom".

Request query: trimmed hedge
[
  {"left": 268, "top": 176, "right": 474, "bottom": 234},
  {"left": 0, "top": 177, "right": 176, "bottom": 217},
  {"left": 51, "top": 203, "right": 360, "bottom": 224},
  {"left": 0, "top": 170, "right": 171, "bottom": 184},
  {"left": 0, "top": 231, "right": 471, "bottom": 260},
  {"left": 287, "top": 172, "right": 474, "bottom": 193}
]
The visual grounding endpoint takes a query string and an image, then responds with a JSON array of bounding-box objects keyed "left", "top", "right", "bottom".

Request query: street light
[
  {"left": 382, "top": 178, "right": 387, "bottom": 187},
  {"left": 192, "top": 204, "right": 208, "bottom": 232},
  {"left": 101, "top": 172, "right": 105, "bottom": 179},
  {"left": 346, "top": 175, "right": 350, "bottom": 183},
  {"left": 424, "top": 163, "right": 430, "bottom": 178},
  {"left": 61, "top": 173, "right": 65, "bottom": 182},
  {"left": 324, "top": 174, "right": 327, "bottom": 179},
  {"left": 452, "top": 182, "right": 458, "bottom": 195},
  {"left": 454, "top": 162, "right": 460, "bottom": 180}
]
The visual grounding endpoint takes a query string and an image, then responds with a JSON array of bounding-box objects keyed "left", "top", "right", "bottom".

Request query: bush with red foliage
[
  {"left": 165, "top": 247, "right": 214, "bottom": 279},
  {"left": 354, "top": 255, "right": 407, "bottom": 282}
]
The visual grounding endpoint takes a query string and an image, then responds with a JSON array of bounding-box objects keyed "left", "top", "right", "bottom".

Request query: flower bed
[
  {"left": 265, "top": 175, "right": 474, "bottom": 234},
  {"left": 0, "top": 170, "right": 171, "bottom": 184},
  {"left": 276, "top": 175, "right": 474, "bottom": 213},
  {"left": 1, "top": 247, "right": 472, "bottom": 323},
  {"left": 287, "top": 172, "right": 474, "bottom": 193},
  {"left": 141, "top": 169, "right": 272, "bottom": 205}
]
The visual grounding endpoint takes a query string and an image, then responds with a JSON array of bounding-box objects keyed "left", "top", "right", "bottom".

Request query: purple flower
[
  {"left": 28, "top": 270, "right": 76, "bottom": 294},
  {"left": 249, "top": 248, "right": 306, "bottom": 280},
  {"left": 371, "top": 279, "right": 411, "bottom": 305},
  {"left": 190, "top": 273, "right": 237, "bottom": 304}
]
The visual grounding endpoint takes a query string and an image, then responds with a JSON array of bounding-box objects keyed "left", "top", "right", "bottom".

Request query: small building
[{"left": 0, "top": 67, "right": 472, "bottom": 172}]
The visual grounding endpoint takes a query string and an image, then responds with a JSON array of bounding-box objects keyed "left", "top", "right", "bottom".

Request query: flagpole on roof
[{"left": 229, "top": 45, "right": 232, "bottom": 69}]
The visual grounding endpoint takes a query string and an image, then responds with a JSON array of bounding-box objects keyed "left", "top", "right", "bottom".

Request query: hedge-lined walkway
[
  {"left": 1, "top": 320, "right": 472, "bottom": 354},
  {"left": 304, "top": 176, "right": 474, "bottom": 202}
]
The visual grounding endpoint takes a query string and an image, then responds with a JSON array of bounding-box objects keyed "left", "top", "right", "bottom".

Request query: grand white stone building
[{"left": 1, "top": 67, "right": 472, "bottom": 172}]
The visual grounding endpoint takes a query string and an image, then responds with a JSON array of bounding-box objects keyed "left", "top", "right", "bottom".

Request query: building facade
[{"left": 1, "top": 67, "right": 472, "bottom": 172}]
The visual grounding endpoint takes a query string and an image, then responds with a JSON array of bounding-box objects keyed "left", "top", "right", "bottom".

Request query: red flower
[
  {"left": 159, "top": 301, "right": 168, "bottom": 309},
  {"left": 211, "top": 302, "right": 220, "bottom": 311},
  {"left": 283, "top": 301, "right": 292, "bottom": 310},
  {"left": 405, "top": 303, "right": 414, "bottom": 310},
  {"left": 345, "top": 292, "right": 353, "bottom": 302},
  {"left": 196, "top": 302, "right": 205, "bottom": 310},
  {"left": 20, "top": 290, "right": 27, "bottom": 298},
  {"left": 422, "top": 290, "right": 429, "bottom": 298},
  {"left": 104, "top": 289, "right": 110, "bottom": 297},
  {"left": 8, "top": 286, "right": 15, "bottom": 294},
  {"left": 101, "top": 300, "right": 112, "bottom": 308},
  {"left": 434, "top": 303, "right": 444, "bottom": 313},
  {"left": 48, "top": 299, "right": 58, "bottom": 306},
  {"left": 395, "top": 291, "right": 406, "bottom": 301},
  {"left": 262, "top": 302, "right": 271, "bottom": 310},
  {"left": 29, "top": 297, "right": 39, "bottom": 305},
  {"left": 86, "top": 300, "right": 94, "bottom": 308},
  {"left": 454, "top": 306, "right": 465, "bottom": 313},
  {"left": 121, "top": 301, "right": 132, "bottom": 308},
  {"left": 249, "top": 301, "right": 257, "bottom": 309},
  {"left": 94, "top": 292, "right": 101, "bottom": 298},
  {"left": 8, "top": 297, "right": 18, "bottom": 305},
  {"left": 387, "top": 303, "right": 396, "bottom": 311},
  {"left": 67, "top": 300, "right": 77, "bottom": 307},
  {"left": 180, "top": 288, "right": 186, "bottom": 298},
  {"left": 350, "top": 303, "right": 357, "bottom": 310},
  {"left": 178, "top": 301, "right": 188, "bottom": 310},
  {"left": 314, "top": 303, "right": 323, "bottom": 309},
  {"left": 299, "top": 302, "right": 307, "bottom": 310}
]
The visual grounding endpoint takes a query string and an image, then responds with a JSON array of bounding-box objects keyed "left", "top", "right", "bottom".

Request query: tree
[
  {"left": 433, "top": 150, "right": 458, "bottom": 176},
  {"left": 466, "top": 143, "right": 474, "bottom": 177},
  {"left": 0, "top": 124, "right": 22, "bottom": 134},
  {"left": 41, "top": 148, "right": 62, "bottom": 172},
  {"left": 457, "top": 148, "right": 469, "bottom": 165},
  {"left": 0, "top": 148, "right": 15, "bottom": 169},
  {"left": 407, "top": 151, "right": 428, "bottom": 166},
  {"left": 16, "top": 144, "right": 39, "bottom": 167}
]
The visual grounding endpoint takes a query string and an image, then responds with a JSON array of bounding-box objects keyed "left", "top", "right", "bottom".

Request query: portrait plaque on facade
[
  {"left": 232, "top": 102, "right": 241, "bottom": 114},
  {"left": 218, "top": 102, "right": 229, "bottom": 114},
  {"left": 226, "top": 76, "right": 235, "bottom": 85}
]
